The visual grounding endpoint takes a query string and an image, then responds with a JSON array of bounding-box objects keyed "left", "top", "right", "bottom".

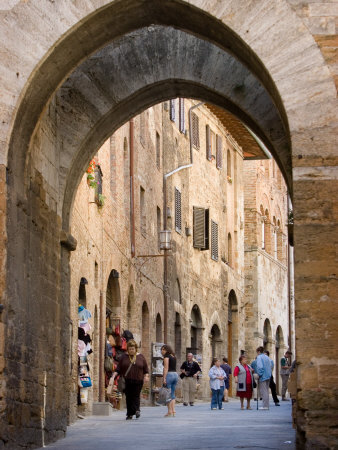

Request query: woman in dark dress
[
  {"left": 161, "top": 344, "right": 178, "bottom": 417},
  {"left": 111, "top": 339, "right": 149, "bottom": 420},
  {"left": 233, "top": 355, "right": 254, "bottom": 410}
]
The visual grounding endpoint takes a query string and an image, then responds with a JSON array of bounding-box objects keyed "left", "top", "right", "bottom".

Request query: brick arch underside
[{"left": 2, "top": 1, "right": 337, "bottom": 449}]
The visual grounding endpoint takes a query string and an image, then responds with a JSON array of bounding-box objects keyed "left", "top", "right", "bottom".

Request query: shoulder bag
[{"left": 117, "top": 359, "right": 133, "bottom": 392}]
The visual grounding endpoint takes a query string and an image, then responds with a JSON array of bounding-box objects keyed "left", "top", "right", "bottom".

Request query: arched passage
[
  {"left": 210, "top": 324, "right": 222, "bottom": 360},
  {"left": 263, "top": 319, "right": 273, "bottom": 354},
  {"left": 275, "top": 326, "right": 285, "bottom": 394},
  {"left": 1, "top": 1, "right": 336, "bottom": 448},
  {"left": 156, "top": 313, "right": 163, "bottom": 343},
  {"left": 106, "top": 270, "right": 121, "bottom": 329},
  {"left": 141, "top": 302, "right": 150, "bottom": 360},
  {"left": 228, "top": 289, "right": 238, "bottom": 395},
  {"left": 126, "top": 285, "right": 135, "bottom": 331},
  {"left": 190, "top": 305, "right": 203, "bottom": 356}
]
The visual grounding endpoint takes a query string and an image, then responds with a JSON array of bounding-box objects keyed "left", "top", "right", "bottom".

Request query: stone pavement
[{"left": 42, "top": 399, "right": 295, "bottom": 450}]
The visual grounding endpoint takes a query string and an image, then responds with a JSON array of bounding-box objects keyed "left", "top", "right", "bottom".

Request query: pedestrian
[
  {"left": 264, "top": 350, "right": 280, "bottom": 406},
  {"left": 161, "top": 344, "right": 178, "bottom": 417},
  {"left": 208, "top": 358, "right": 226, "bottom": 410},
  {"left": 110, "top": 339, "right": 149, "bottom": 420},
  {"left": 256, "top": 346, "right": 272, "bottom": 410},
  {"left": 180, "top": 352, "right": 201, "bottom": 406},
  {"left": 233, "top": 355, "right": 254, "bottom": 410},
  {"left": 280, "top": 350, "right": 292, "bottom": 401},
  {"left": 220, "top": 357, "right": 232, "bottom": 402},
  {"left": 250, "top": 357, "right": 260, "bottom": 401}
]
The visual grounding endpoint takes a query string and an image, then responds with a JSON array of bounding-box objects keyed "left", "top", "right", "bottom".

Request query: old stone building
[
  {"left": 70, "top": 99, "right": 290, "bottom": 410},
  {"left": 0, "top": 1, "right": 337, "bottom": 449}
]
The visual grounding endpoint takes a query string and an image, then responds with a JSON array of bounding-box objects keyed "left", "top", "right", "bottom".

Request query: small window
[
  {"left": 175, "top": 187, "right": 182, "bottom": 234},
  {"left": 211, "top": 220, "right": 219, "bottom": 261},
  {"left": 191, "top": 112, "right": 200, "bottom": 149},
  {"left": 227, "top": 233, "right": 232, "bottom": 266},
  {"left": 206, "top": 125, "right": 211, "bottom": 160},
  {"left": 227, "top": 149, "right": 231, "bottom": 178},
  {"left": 156, "top": 132, "right": 161, "bottom": 169},
  {"left": 157, "top": 206, "right": 161, "bottom": 251},
  {"left": 179, "top": 98, "right": 185, "bottom": 133},
  {"left": 216, "top": 135, "right": 222, "bottom": 169},
  {"left": 193, "top": 207, "right": 209, "bottom": 250},
  {"left": 94, "top": 261, "right": 98, "bottom": 288},
  {"left": 94, "top": 165, "right": 103, "bottom": 206},
  {"left": 140, "top": 186, "right": 146, "bottom": 236},
  {"left": 170, "top": 99, "right": 175, "bottom": 122}
]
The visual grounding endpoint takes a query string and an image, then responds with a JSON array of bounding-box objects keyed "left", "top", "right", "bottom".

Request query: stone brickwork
[{"left": 0, "top": 1, "right": 336, "bottom": 449}]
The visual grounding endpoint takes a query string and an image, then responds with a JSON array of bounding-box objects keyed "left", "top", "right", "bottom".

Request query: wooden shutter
[
  {"left": 211, "top": 220, "right": 219, "bottom": 261},
  {"left": 175, "top": 188, "right": 182, "bottom": 233},
  {"left": 192, "top": 112, "right": 200, "bottom": 148},
  {"left": 179, "top": 98, "right": 185, "bottom": 133},
  {"left": 216, "top": 135, "right": 222, "bottom": 169},
  {"left": 170, "top": 99, "right": 175, "bottom": 121},
  {"left": 193, "top": 207, "right": 205, "bottom": 248},
  {"left": 206, "top": 125, "right": 211, "bottom": 160}
]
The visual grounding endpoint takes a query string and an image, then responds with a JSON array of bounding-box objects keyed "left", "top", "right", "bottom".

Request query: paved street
[{"left": 43, "top": 399, "right": 295, "bottom": 450}]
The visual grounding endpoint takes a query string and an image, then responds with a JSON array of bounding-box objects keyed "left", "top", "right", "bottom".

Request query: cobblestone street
[{"left": 43, "top": 399, "right": 295, "bottom": 450}]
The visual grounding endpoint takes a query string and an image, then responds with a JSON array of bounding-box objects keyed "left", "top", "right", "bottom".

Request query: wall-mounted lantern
[{"left": 160, "top": 230, "right": 172, "bottom": 250}]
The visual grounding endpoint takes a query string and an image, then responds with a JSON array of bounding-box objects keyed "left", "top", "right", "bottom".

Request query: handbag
[
  {"left": 117, "top": 359, "right": 133, "bottom": 393},
  {"left": 157, "top": 386, "right": 171, "bottom": 406},
  {"left": 80, "top": 376, "right": 92, "bottom": 388}
]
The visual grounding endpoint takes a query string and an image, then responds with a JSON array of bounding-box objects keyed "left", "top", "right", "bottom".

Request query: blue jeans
[
  {"left": 211, "top": 386, "right": 224, "bottom": 409},
  {"left": 166, "top": 372, "right": 178, "bottom": 400}
]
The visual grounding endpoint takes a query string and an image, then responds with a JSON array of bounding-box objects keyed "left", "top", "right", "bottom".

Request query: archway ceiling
[{"left": 56, "top": 26, "right": 290, "bottom": 225}]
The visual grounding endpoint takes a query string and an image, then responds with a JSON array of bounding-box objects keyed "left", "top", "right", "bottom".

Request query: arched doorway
[
  {"left": 106, "top": 270, "right": 121, "bottom": 330},
  {"left": 263, "top": 319, "right": 272, "bottom": 354},
  {"left": 275, "top": 326, "right": 284, "bottom": 394},
  {"left": 228, "top": 290, "right": 238, "bottom": 395},
  {"left": 141, "top": 302, "right": 150, "bottom": 361},
  {"left": 174, "top": 313, "right": 182, "bottom": 366},
  {"left": 156, "top": 313, "right": 163, "bottom": 343},
  {"left": 126, "top": 285, "right": 135, "bottom": 331},
  {"left": 210, "top": 324, "right": 222, "bottom": 360},
  {"left": 1, "top": 1, "right": 336, "bottom": 447},
  {"left": 189, "top": 305, "right": 202, "bottom": 356},
  {"left": 78, "top": 277, "right": 88, "bottom": 308}
]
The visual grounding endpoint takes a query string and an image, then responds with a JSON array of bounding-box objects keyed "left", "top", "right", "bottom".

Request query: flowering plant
[
  {"left": 227, "top": 175, "right": 233, "bottom": 183},
  {"left": 86, "top": 159, "right": 98, "bottom": 189}
]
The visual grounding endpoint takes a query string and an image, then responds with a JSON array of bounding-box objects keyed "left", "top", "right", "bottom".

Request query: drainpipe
[
  {"left": 287, "top": 194, "right": 292, "bottom": 351},
  {"left": 163, "top": 101, "right": 203, "bottom": 342},
  {"left": 130, "top": 119, "right": 135, "bottom": 257},
  {"left": 99, "top": 290, "right": 104, "bottom": 401}
]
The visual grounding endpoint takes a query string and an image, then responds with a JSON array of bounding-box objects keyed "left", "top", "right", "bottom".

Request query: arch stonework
[{"left": 0, "top": 1, "right": 337, "bottom": 448}]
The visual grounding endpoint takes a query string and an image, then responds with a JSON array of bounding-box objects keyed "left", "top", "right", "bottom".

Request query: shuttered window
[
  {"left": 191, "top": 112, "right": 200, "bottom": 149},
  {"left": 193, "top": 207, "right": 209, "bottom": 250},
  {"left": 206, "top": 125, "right": 211, "bottom": 160},
  {"left": 211, "top": 220, "right": 219, "bottom": 261},
  {"left": 175, "top": 187, "right": 182, "bottom": 233},
  {"left": 216, "top": 135, "right": 222, "bottom": 169},
  {"left": 179, "top": 98, "right": 185, "bottom": 133},
  {"left": 170, "top": 99, "right": 175, "bottom": 122}
]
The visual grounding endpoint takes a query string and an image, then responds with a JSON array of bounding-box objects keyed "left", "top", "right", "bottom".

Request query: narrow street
[{"left": 43, "top": 399, "right": 295, "bottom": 450}]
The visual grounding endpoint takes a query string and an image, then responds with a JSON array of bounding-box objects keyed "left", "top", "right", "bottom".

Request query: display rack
[{"left": 150, "top": 342, "right": 165, "bottom": 405}]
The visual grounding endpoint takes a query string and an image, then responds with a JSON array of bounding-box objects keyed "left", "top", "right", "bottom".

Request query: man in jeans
[
  {"left": 180, "top": 353, "right": 201, "bottom": 406},
  {"left": 256, "top": 346, "right": 272, "bottom": 410}
]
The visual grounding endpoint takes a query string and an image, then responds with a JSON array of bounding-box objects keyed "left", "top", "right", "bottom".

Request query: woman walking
[
  {"left": 233, "top": 355, "right": 254, "bottom": 410},
  {"left": 161, "top": 344, "right": 178, "bottom": 417},
  {"left": 208, "top": 358, "right": 226, "bottom": 410},
  {"left": 111, "top": 339, "right": 149, "bottom": 420}
]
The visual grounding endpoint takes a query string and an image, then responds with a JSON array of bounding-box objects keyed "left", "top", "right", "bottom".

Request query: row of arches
[
  {"left": 263, "top": 319, "right": 286, "bottom": 393},
  {"left": 260, "top": 205, "right": 284, "bottom": 261}
]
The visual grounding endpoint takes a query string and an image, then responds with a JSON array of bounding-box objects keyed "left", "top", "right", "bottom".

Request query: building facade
[{"left": 70, "top": 99, "right": 290, "bottom": 414}]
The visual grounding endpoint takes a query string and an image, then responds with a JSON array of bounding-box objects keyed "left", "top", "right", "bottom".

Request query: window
[
  {"left": 94, "top": 261, "right": 98, "bottom": 288},
  {"left": 156, "top": 131, "right": 161, "bottom": 169},
  {"left": 193, "top": 207, "right": 209, "bottom": 250},
  {"left": 94, "top": 165, "right": 103, "bottom": 206},
  {"left": 157, "top": 206, "right": 161, "bottom": 251},
  {"left": 206, "top": 125, "right": 211, "bottom": 160},
  {"left": 227, "top": 149, "right": 231, "bottom": 178},
  {"left": 140, "top": 186, "right": 146, "bottom": 235},
  {"left": 216, "top": 135, "right": 222, "bottom": 169},
  {"left": 179, "top": 98, "right": 185, "bottom": 133},
  {"left": 227, "top": 233, "right": 232, "bottom": 266},
  {"left": 211, "top": 220, "right": 219, "bottom": 261},
  {"left": 170, "top": 99, "right": 175, "bottom": 121},
  {"left": 191, "top": 112, "right": 200, "bottom": 149},
  {"left": 175, "top": 187, "right": 182, "bottom": 233}
]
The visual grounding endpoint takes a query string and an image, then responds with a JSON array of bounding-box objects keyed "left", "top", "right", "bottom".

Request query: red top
[{"left": 233, "top": 364, "right": 252, "bottom": 384}]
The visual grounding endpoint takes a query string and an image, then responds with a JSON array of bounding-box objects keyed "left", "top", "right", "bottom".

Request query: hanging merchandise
[
  {"left": 80, "top": 375, "right": 92, "bottom": 388},
  {"left": 79, "top": 321, "right": 92, "bottom": 333},
  {"left": 80, "top": 388, "right": 88, "bottom": 404},
  {"left": 78, "top": 306, "right": 92, "bottom": 322},
  {"left": 78, "top": 339, "right": 87, "bottom": 357}
]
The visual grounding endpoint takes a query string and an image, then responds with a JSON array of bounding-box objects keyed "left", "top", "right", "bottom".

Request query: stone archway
[
  {"left": 106, "top": 270, "right": 121, "bottom": 328},
  {"left": 263, "top": 318, "right": 273, "bottom": 354},
  {"left": 0, "top": 1, "right": 336, "bottom": 448}
]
